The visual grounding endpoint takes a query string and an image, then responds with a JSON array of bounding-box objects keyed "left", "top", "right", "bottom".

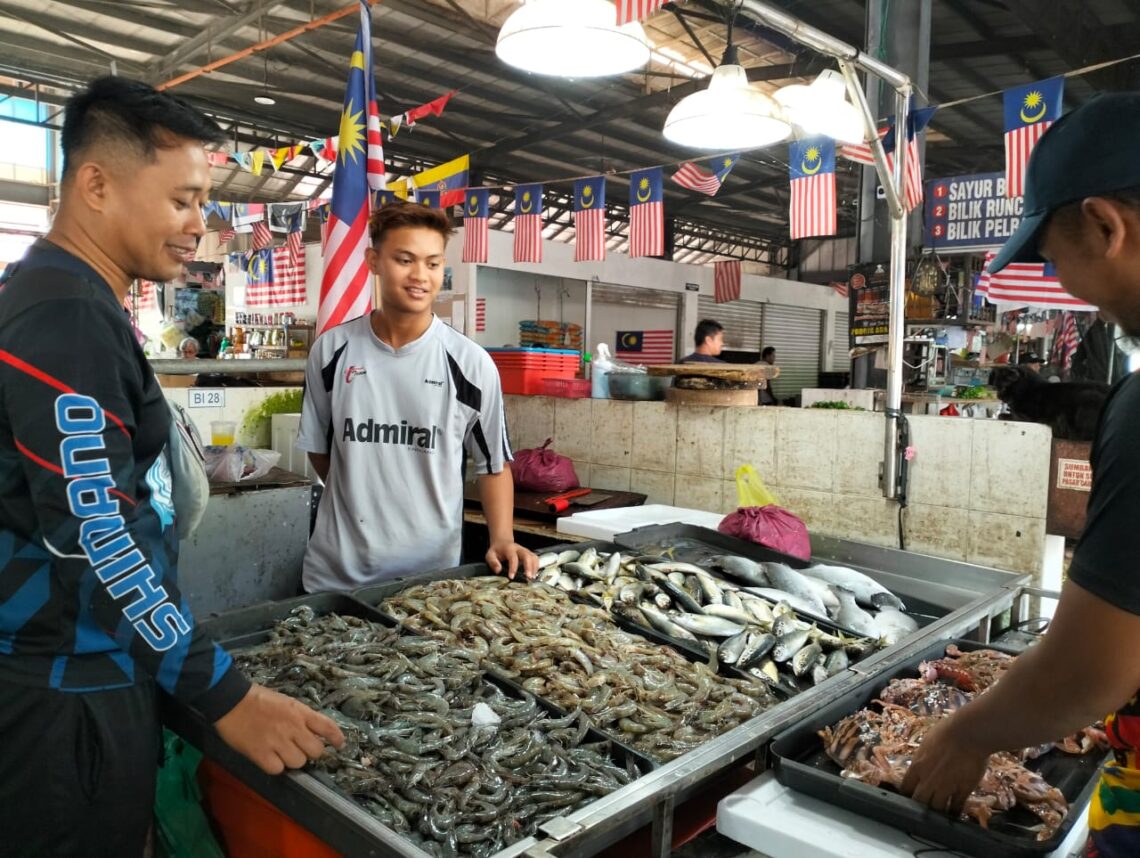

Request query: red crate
[
  {"left": 489, "top": 348, "right": 579, "bottom": 395},
  {"left": 542, "top": 377, "right": 591, "bottom": 398}
]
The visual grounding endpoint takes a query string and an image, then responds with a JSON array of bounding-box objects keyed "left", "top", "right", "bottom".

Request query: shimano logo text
[{"left": 56, "top": 393, "right": 189, "bottom": 652}]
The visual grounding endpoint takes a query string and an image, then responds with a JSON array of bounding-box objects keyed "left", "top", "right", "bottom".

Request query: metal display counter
[
  {"left": 177, "top": 467, "right": 312, "bottom": 616},
  {"left": 170, "top": 528, "right": 1028, "bottom": 858}
]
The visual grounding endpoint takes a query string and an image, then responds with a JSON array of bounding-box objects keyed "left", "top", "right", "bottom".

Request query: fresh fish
[
  {"left": 745, "top": 587, "right": 828, "bottom": 620},
  {"left": 709, "top": 555, "right": 769, "bottom": 587},
  {"left": 538, "top": 567, "right": 561, "bottom": 586},
  {"left": 833, "top": 587, "right": 881, "bottom": 639},
  {"left": 641, "top": 566, "right": 704, "bottom": 614},
  {"left": 804, "top": 564, "right": 905, "bottom": 612},
  {"left": 602, "top": 552, "right": 622, "bottom": 582},
  {"left": 681, "top": 576, "right": 703, "bottom": 605},
  {"left": 872, "top": 607, "right": 918, "bottom": 646},
  {"left": 791, "top": 642, "right": 824, "bottom": 677},
  {"left": 772, "top": 614, "right": 806, "bottom": 638},
  {"left": 578, "top": 547, "right": 599, "bottom": 568},
  {"left": 719, "top": 632, "right": 749, "bottom": 665},
  {"left": 802, "top": 576, "right": 840, "bottom": 616},
  {"left": 723, "top": 589, "right": 745, "bottom": 612},
  {"left": 653, "top": 592, "right": 673, "bottom": 610},
  {"left": 557, "top": 573, "right": 579, "bottom": 592},
  {"left": 564, "top": 561, "right": 603, "bottom": 581},
  {"left": 810, "top": 662, "right": 831, "bottom": 686},
  {"left": 555, "top": 549, "right": 581, "bottom": 565},
  {"left": 617, "top": 582, "right": 646, "bottom": 605},
  {"left": 824, "top": 647, "right": 849, "bottom": 677},
  {"left": 693, "top": 571, "right": 724, "bottom": 605},
  {"left": 702, "top": 603, "right": 757, "bottom": 626},
  {"left": 639, "top": 603, "right": 702, "bottom": 644},
  {"left": 740, "top": 595, "right": 774, "bottom": 625},
  {"left": 671, "top": 614, "right": 746, "bottom": 638},
  {"left": 737, "top": 632, "right": 776, "bottom": 669},
  {"left": 748, "top": 659, "right": 780, "bottom": 686},
  {"left": 667, "top": 571, "right": 686, "bottom": 587},
  {"left": 648, "top": 561, "right": 713, "bottom": 577},
  {"left": 773, "top": 627, "right": 811, "bottom": 662},
  {"left": 762, "top": 563, "right": 829, "bottom": 618},
  {"left": 537, "top": 552, "right": 560, "bottom": 570}
]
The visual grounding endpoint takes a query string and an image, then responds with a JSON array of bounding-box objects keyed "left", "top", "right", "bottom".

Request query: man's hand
[
  {"left": 214, "top": 684, "right": 345, "bottom": 775},
  {"left": 899, "top": 715, "right": 990, "bottom": 816},
  {"left": 486, "top": 540, "right": 538, "bottom": 581}
]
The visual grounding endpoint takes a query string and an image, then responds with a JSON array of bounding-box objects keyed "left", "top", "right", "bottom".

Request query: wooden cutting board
[
  {"left": 647, "top": 363, "right": 779, "bottom": 384},
  {"left": 665, "top": 387, "right": 759, "bottom": 407},
  {"left": 462, "top": 483, "right": 648, "bottom": 521}
]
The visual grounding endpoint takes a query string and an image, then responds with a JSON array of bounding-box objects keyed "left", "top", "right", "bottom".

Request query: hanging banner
[
  {"left": 847, "top": 262, "right": 891, "bottom": 348},
  {"left": 923, "top": 172, "right": 1024, "bottom": 253}
]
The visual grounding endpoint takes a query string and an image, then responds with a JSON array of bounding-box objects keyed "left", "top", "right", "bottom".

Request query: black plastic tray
[
  {"left": 170, "top": 591, "right": 656, "bottom": 857},
  {"left": 769, "top": 638, "right": 1107, "bottom": 858},
  {"left": 614, "top": 522, "right": 947, "bottom": 631}
]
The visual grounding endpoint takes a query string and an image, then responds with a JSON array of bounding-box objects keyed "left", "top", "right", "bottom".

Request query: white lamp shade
[
  {"left": 663, "top": 64, "right": 791, "bottom": 150},
  {"left": 774, "top": 69, "right": 864, "bottom": 144},
  {"left": 496, "top": 0, "right": 650, "bottom": 78}
]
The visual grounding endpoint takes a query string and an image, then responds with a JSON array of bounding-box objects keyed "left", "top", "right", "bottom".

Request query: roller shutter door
[
  {"left": 697, "top": 295, "right": 763, "bottom": 353},
  {"left": 761, "top": 305, "right": 822, "bottom": 401}
]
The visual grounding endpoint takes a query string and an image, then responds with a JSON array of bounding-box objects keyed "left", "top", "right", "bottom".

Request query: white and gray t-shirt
[{"left": 297, "top": 314, "right": 511, "bottom": 592}]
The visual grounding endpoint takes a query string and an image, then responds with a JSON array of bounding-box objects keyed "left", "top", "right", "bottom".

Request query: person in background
[
  {"left": 1019, "top": 350, "right": 1043, "bottom": 373},
  {"left": 0, "top": 76, "right": 343, "bottom": 858},
  {"left": 681, "top": 318, "right": 725, "bottom": 363},
  {"left": 899, "top": 92, "right": 1140, "bottom": 858},
  {"left": 759, "top": 346, "right": 778, "bottom": 405},
  {"left": 298, "top": 203, "right": 538, "bottom": 591},
  {"left": 179, "top": 335, "right": 201, "bottom": 359}
]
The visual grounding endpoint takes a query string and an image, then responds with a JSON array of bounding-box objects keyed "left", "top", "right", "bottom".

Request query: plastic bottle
[{"left": 591, "top": 343, "right": 614, "bottom": 399}]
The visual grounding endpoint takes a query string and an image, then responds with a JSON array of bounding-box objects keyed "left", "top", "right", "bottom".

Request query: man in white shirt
[{"left": 298, "top": 203, "right": 537, "bottom": 591}]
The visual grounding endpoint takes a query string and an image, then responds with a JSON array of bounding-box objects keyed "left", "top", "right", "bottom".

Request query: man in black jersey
[
  {"left": 0, "top": 77, "right": 342, "bottom": 857},
  {"left": 901, "top": 93, "right": 1140, "bottom": 857}
]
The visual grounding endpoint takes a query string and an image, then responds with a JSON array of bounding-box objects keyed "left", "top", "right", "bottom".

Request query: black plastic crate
[{"left": 769, "top": 638, "right": 1107, "bottom": 858}]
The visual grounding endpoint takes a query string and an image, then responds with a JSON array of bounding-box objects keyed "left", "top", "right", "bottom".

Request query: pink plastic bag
[
  {"left": 718, "top": 504, "right": 811, "bottom": 561},
  {"left": 511, "top": 438, "right": 580, "bottom": 493}
]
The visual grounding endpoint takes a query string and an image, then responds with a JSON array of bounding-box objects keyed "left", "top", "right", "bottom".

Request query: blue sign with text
[{"left": 923, "top": 172, "right": 1023, "bottom": 253}]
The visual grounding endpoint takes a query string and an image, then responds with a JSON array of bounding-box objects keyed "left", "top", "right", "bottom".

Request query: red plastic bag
[
  {"left": 718, "top": 504, "right": 811, "bottom": 561},
  {"left": 511, "top": 438, "right": 580, "bottom": 493}
]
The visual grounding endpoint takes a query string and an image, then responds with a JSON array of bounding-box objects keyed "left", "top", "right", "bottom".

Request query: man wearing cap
[
  {"left": 1020, "top": 350, "right": 1043, "bottom": 373},
  {"left": 901, "top": 92, "right": 1140, "bottom": 857}
]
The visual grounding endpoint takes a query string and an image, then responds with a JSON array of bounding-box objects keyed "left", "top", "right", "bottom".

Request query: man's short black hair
[
  {"left": 61, "top": 76, "right": 224, "bottom": 177},
  {"left": 762, "top": 346, "right": 776, "bottom": 360},
  {"left": 694, "top": 318, "right": 723, "bottom": 348}
]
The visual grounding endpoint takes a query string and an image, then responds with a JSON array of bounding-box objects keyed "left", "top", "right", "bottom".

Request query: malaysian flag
[
  {"left": 713, "top": 260, "right": 741, "bottom": 303},
  {"left": 628, "top": 167, "right": 664, "bottom": 258},
  {"left": 830, "top": 280, "right": 849, "bottom": 299},
  {"left": 217, "top": 225, "right": 235, "bottom": 244},
  {"left": 573, "top": 177, "right": 606, "bottom": 262},
  {"left": 671, "top": 154, "right": 738, "bottom": 196},
  {"left": 789, "top": 137, "right": 837, "bottom": 239},
  {"left": 616, "top": 0, "right": 666, "bottom": 24},
  {"left": 615, "top": 330, "right": 675, "bottom": 365},
  {"left": 977, "top": 251, "right": 1095, "bottom": 311},
  {"left": 250, "top": 218, "right": 273, "bottom": 250},
  {"left": 1004, "top": 78, "right": 1063, "bottom": 198},
  {"left": 839, "top": 106, "right": 935, "bottom": 212},
  {"left": 286, "top": 211, "right": 304, "bottom": 267},
  {"left": 475, "top": 298, "right": 486, "bottom": 333},
  {"left": 463, "top": 189, "right": 490, "bottom": 264},
  {"left": 415, "top": 188, "right": 442, "bottom": 209},
  {"left": 513, "top": 184, "right": 544, "bottom": 263},
  {"left": 318, "top": 0, "right": 382, "bottom": 334},
  {"left": 1052, "top": 311, "right": 1081, "bottom": 371},
  {"left": 245, "top": 248, "right": 275, "bottom": 307}
]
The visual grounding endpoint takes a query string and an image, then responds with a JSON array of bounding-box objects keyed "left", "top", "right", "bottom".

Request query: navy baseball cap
[{"left": 989, "top": 91, "right": 1140, "bottom": 273}]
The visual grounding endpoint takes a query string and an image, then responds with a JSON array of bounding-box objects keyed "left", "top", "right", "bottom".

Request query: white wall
[
  {"left": 473, "top": 268, "right": 586, "bottom": 348},
  {"left": 447, "top": 227, "right": 849, "bottom": 363},
  {"left": 592, "top": 303, "right": 679, "bottom": 360}
]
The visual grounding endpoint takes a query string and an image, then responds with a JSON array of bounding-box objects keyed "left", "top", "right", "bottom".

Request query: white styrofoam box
[
  {"left": 556, "top": 503, "right": 725, "bottom": 541},
  {"left": 270, "top": 413, "right": 319, "bottom": 482},
  {"left": 717, "top": 771, "right": 1088, "bottom": 858}
]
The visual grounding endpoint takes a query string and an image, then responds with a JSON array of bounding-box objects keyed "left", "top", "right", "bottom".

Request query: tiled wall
[{"left": 505, "top": 395, "right": 1052, "bottom": 578}]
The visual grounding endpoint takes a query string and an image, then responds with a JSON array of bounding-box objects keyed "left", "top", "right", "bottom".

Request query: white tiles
[
  {"left": 589, "top": 465, "right": 632, "bottom": 492},
  {"left": 724, "top": 406, "right": 777, "bottom": 481},
  {"left": 676, "top": 406, "right": 727, "bottom": 478},
  {"left": 631, "top": 468, "right": 676, "bottom": 506},
  {"left": 833, "top": 411, "right": 884, "bottom": 497},
  {"left": 968, "top": 510, "right": 1046, "bottom": 576},
  {"left": 904, "top": 503, "right": 968, "bottom": 561},
  {"left": 506, "top": 395, "right": 555, "bottom": 451},
  {"left": 907, "top": 415, "right": 974, "bottom": 509},
  {"left": 775, "top": 487, "right": 834, "bottom": 536},
  {"left": 776, "top": 409, "right": 837, "bottom": 491},
  {"left": 675, "top": 476, "right": 724, "bottom": 512},
  {"left": 591, "top": 399, "right": 635, "bottom": 468},
  {"left": 970, "top": 420, "right": 1051, "bottom": 518},
  {"left": 631, "top": 401, "right": 678, "bottom": 473},
  {"left": 552, "top": 397, "right": 594, "bottom": 462}
]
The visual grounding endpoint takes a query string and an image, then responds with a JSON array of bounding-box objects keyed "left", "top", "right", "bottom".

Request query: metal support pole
[
  {"left": 837, "top": 60, "right": 903, "bottom": 219},
  {"left": 882, "top": 89, "right": 911, "bottom": 499}
]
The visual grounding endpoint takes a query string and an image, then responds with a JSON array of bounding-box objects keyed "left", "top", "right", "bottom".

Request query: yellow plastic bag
[{"left": 734, "top": 464, "right": 779, "bottom": 508}]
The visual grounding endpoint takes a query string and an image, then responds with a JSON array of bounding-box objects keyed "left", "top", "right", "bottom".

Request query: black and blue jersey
[{"left": 0, "top": 240, "right": 248, "bottom": 721}]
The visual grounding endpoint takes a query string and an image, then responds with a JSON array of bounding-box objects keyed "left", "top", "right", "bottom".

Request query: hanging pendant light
[
  {"left": 662, "top": 43, "right": 790, "bottom": 150},
  {"left": 253, "top": 50, "right": 275, "bottom": 106},
  {"left": 496, "top": 0, "right": 650, "bottom": 78},
  {"left": 774, "top": 69, "right": 863, "bottom": 143}
]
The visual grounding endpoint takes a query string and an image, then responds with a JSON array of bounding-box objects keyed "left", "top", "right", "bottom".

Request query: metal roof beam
[{"left": 147, "top": 0, "right": 287, "bottom": 83}]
